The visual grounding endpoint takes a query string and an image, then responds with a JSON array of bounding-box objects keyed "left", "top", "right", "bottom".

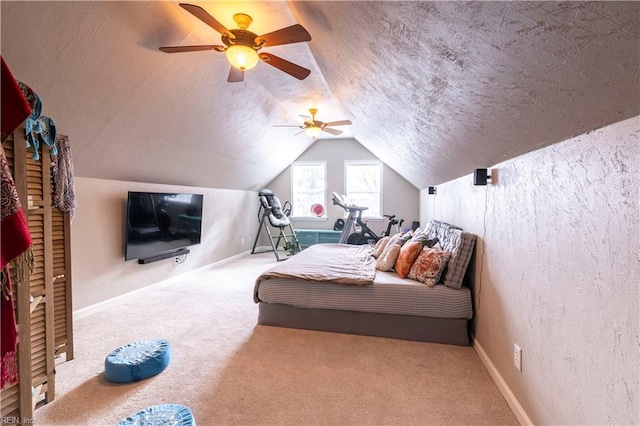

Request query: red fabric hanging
[
  {"left": 1, "top": 273, "right": 19, "bottom": 387},
  {"left": 1, "top": 56, "right": 31, "bottom": 142},
  {"left": 0, "top": 56, "right": 33, "bottom": 388},
  {"left": 1, "top": 144, "right": 31, "bottom": 388}
]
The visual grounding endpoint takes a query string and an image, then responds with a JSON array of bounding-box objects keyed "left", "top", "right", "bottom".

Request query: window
[
  {"left": 291, "top": 161, "right": 326, "bottom": 218},
  {"left": 345, "top": 160, "right": 382, "bottom": 218}
]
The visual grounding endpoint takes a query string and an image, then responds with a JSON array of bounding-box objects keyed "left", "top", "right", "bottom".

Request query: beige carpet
[{"left": 35, "top": 252, "right": 517, "bottom": 425}]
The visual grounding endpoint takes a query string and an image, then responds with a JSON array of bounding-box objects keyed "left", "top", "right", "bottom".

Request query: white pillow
[
  {"left": 373, "top": 236, "right": 390, "bottom": 259},
  {"left": 376, "top": 244, "right": 401, "bottom": 271}
]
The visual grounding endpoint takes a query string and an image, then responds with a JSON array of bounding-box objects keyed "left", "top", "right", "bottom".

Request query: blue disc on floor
[
  {"left": 104, "top": 339, "right": 170, "bottom": 383},
  {"left": 116, "top": 404, "right": 195, "bottom": 425}
]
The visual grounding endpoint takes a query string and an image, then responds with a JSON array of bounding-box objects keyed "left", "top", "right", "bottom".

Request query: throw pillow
[
  {"left": 389, "top": 233, "right": 409, "bottom": 247},
  {"left": 408, "top": 248, "right": 451, "bottom": 287},
  {"left": 394, "top": 241, "right": 423, "bottom": 278},
  {"left": 411, "top": 232, "right": 439, "bottom": 248},
  {"left": 376, "top": 243, "right": 401, "bottom": 272},
  {"left": 373, "top": 236, "right": 390, "bottom": 259},
  {"left": 377, "top": 233, "right": 408, "bottom": 260}
]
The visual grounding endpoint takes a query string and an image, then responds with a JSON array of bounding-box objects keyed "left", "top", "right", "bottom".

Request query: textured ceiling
[{"left": 1, "top": 1, "right": 638, "bottom": 191}]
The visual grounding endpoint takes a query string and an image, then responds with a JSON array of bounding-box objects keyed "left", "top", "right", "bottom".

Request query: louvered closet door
[
  {"left": 0, "top": 126, "right": 73, "bottom": 419},
  {"left": 24, "top": 136, "right": 56, "bottom": 408},
  {"left": 52, "top": 207, "right": 73, "bottom": 360}
]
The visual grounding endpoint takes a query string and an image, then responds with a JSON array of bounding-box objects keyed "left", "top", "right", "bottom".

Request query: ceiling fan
[
  {"left": 159, "top": 3, "right": 312, "bottom": 83},
  {"left": 274, "top": 108, "right": 353, "bottom": 139}
]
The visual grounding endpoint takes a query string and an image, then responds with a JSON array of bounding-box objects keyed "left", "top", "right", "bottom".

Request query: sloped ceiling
[{"left": 1, "top": 1, "right": 638, "bottom": 191}]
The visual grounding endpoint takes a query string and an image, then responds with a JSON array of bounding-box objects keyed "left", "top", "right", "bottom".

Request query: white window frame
[
  {"left": 290, "top": 161, "right": 327, "bottom": 219},
  {"left": 344, "top": 160, "right": 383, "bottom": 219}
]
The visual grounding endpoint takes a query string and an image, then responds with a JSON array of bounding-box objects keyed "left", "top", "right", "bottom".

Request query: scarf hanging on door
[
  {"left": 0, "top": 143, "right": 33, "bottom": 388},
  {"left": 51, "top": 134, "right": 77, "bottom": 220},
  {"left": 0, "top": 56, "right": 34, "bottom": 389}
]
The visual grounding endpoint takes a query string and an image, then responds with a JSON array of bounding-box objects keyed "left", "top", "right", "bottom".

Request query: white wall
[
  {"left": 266, "top": 138, "right": 420, "bottom": 236},
  {"left": 420, "top": 117, "right": 639, "bottom": 424},
  {"left": 71, "top": 177, "right": 259, "bottom": 310}
]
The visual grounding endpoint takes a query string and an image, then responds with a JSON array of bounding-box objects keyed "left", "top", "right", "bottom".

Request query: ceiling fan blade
[
  {"left": 227, "top": 66, "right": 244, "bottom": 83},
  {"left": 299, "top": 115, "right": 313, "bottom": 124},
  {"left": 259, "top": 53, "right": 310, "bottom": 80},
  {"left": 179, "top": 3, "right": 232, "bottom": 37},
  {"left": 323, "top": 120, "right": 352, "bottom": 127},
  {"left": 273, "top": 125, "right": 303, "bottom": 128},
  {"left": 256, "top": 24, "right": 311, "bottom": 47},
  {"left": 159, "top": 45, "right": 223, "bottom": 53},
  {"left": 295, "top": 130, "right": 306, "bottom": 136},
  {"left": 322, "top": 127, "right": 343, "bottom": 136}
]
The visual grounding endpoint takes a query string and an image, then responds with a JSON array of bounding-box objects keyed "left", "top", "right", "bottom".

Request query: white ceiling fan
[{"left": 274, "top": 108, "right": 352, "bottom": 139}]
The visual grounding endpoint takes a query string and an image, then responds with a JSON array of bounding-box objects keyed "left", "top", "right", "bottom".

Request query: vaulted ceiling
[{"left": 2, "top": 1, "right": 638, "bottom": 190}]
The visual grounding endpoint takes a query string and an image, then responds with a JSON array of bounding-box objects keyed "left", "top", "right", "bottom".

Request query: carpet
[{"left": 35, "top": 252, "right": 517, "bottom": 425}]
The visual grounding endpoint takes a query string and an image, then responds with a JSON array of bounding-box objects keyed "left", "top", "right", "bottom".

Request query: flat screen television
[{"left": 125, "top": 191, "right": 204, "bottom": 261}]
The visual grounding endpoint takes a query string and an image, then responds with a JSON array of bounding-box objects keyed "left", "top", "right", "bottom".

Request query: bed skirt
[{"left": 257, "top": 302, "right": 471, "bottom": 346}]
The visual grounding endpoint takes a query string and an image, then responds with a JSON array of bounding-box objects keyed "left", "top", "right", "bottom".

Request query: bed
[{"left": 253, "top": 220, "right": 477, "bottom": 346}]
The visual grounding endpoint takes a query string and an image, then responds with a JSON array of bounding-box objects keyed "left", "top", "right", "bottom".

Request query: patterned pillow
[
  {"left": 372, "top": 236, "right": 390, "bottom": 259},
  {"left": 438, "top": 229, "right": 476, "bottom": 289},
  {"left": 408, "top": 248, "right": 452, "bottom": 287},
  {"left": 376, "top": 244, "right": 401, "bottom": 271},
  {"left": 394, "top": 241, "right": 423, "bottom": 278}
]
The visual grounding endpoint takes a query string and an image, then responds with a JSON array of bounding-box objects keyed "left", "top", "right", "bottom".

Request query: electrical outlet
[
  {"left": 514, "top": 344, "right": 522, "bottom": 371},
  {"left": 174, "top": 257, "right": 180, "bottom": 264},
  {"left": 242, "top": 238, "right": 245, "bottom": 245}
]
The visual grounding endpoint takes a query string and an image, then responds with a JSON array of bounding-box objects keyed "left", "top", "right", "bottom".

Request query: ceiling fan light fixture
[
  {"left": 306, "top": 126, "right": 323, "bottom": 139},
  {"left": 225, "top": 44, "right": 259, "bottom": 71}
]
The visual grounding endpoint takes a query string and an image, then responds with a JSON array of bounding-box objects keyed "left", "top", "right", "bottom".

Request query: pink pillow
[
  {"left": 408, "top": 248, "right": 451, "bottom": 287},
  {"left": 376, "top": 244, "right": 401, "bottom": 271},
  {"left": 394, "top": 241, "right": 423, "bottom": 278}
]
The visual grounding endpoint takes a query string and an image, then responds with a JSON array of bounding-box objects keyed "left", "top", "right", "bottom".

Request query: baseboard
[
  {"left": 473, "top": 340, "right": 534, "bottom": 426},
  {"left": 74, "top": 250, "right": 251, "bottom": 320}
]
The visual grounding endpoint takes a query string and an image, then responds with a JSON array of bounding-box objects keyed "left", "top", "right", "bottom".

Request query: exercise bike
[
  {"left": 331, "top": 192, "right": 380, "bottom": 245},
  {"left": 381, "top": 214, "right": 405, "bottom": 237}
]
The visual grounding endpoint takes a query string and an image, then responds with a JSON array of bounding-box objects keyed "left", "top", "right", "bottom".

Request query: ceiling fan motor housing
[{"left": 223, "top": 29, "right": 260, "bottom": 50}]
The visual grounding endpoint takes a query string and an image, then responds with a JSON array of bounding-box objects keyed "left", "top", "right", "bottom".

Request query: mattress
[{"left": 255, "top": 270, "right": 473, "bottom": 319}]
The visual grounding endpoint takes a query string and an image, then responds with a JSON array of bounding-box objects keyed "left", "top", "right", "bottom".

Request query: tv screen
[{"left": 125, "top": 191, "right": 203, "bottom": 261}]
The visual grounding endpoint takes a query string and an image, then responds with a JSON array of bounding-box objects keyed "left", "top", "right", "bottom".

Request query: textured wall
[
  {"left": 294, "top": 1, "right": 640, "bottom": 188},
  {"left": 71, "top": 177, "right": 259, "bottom": 310},
  {"left": 420, "top": 117, "right": 639, "bottom": 424},
  {"left": 266, "top": 138, "right": 419, "bottom": 237}
]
